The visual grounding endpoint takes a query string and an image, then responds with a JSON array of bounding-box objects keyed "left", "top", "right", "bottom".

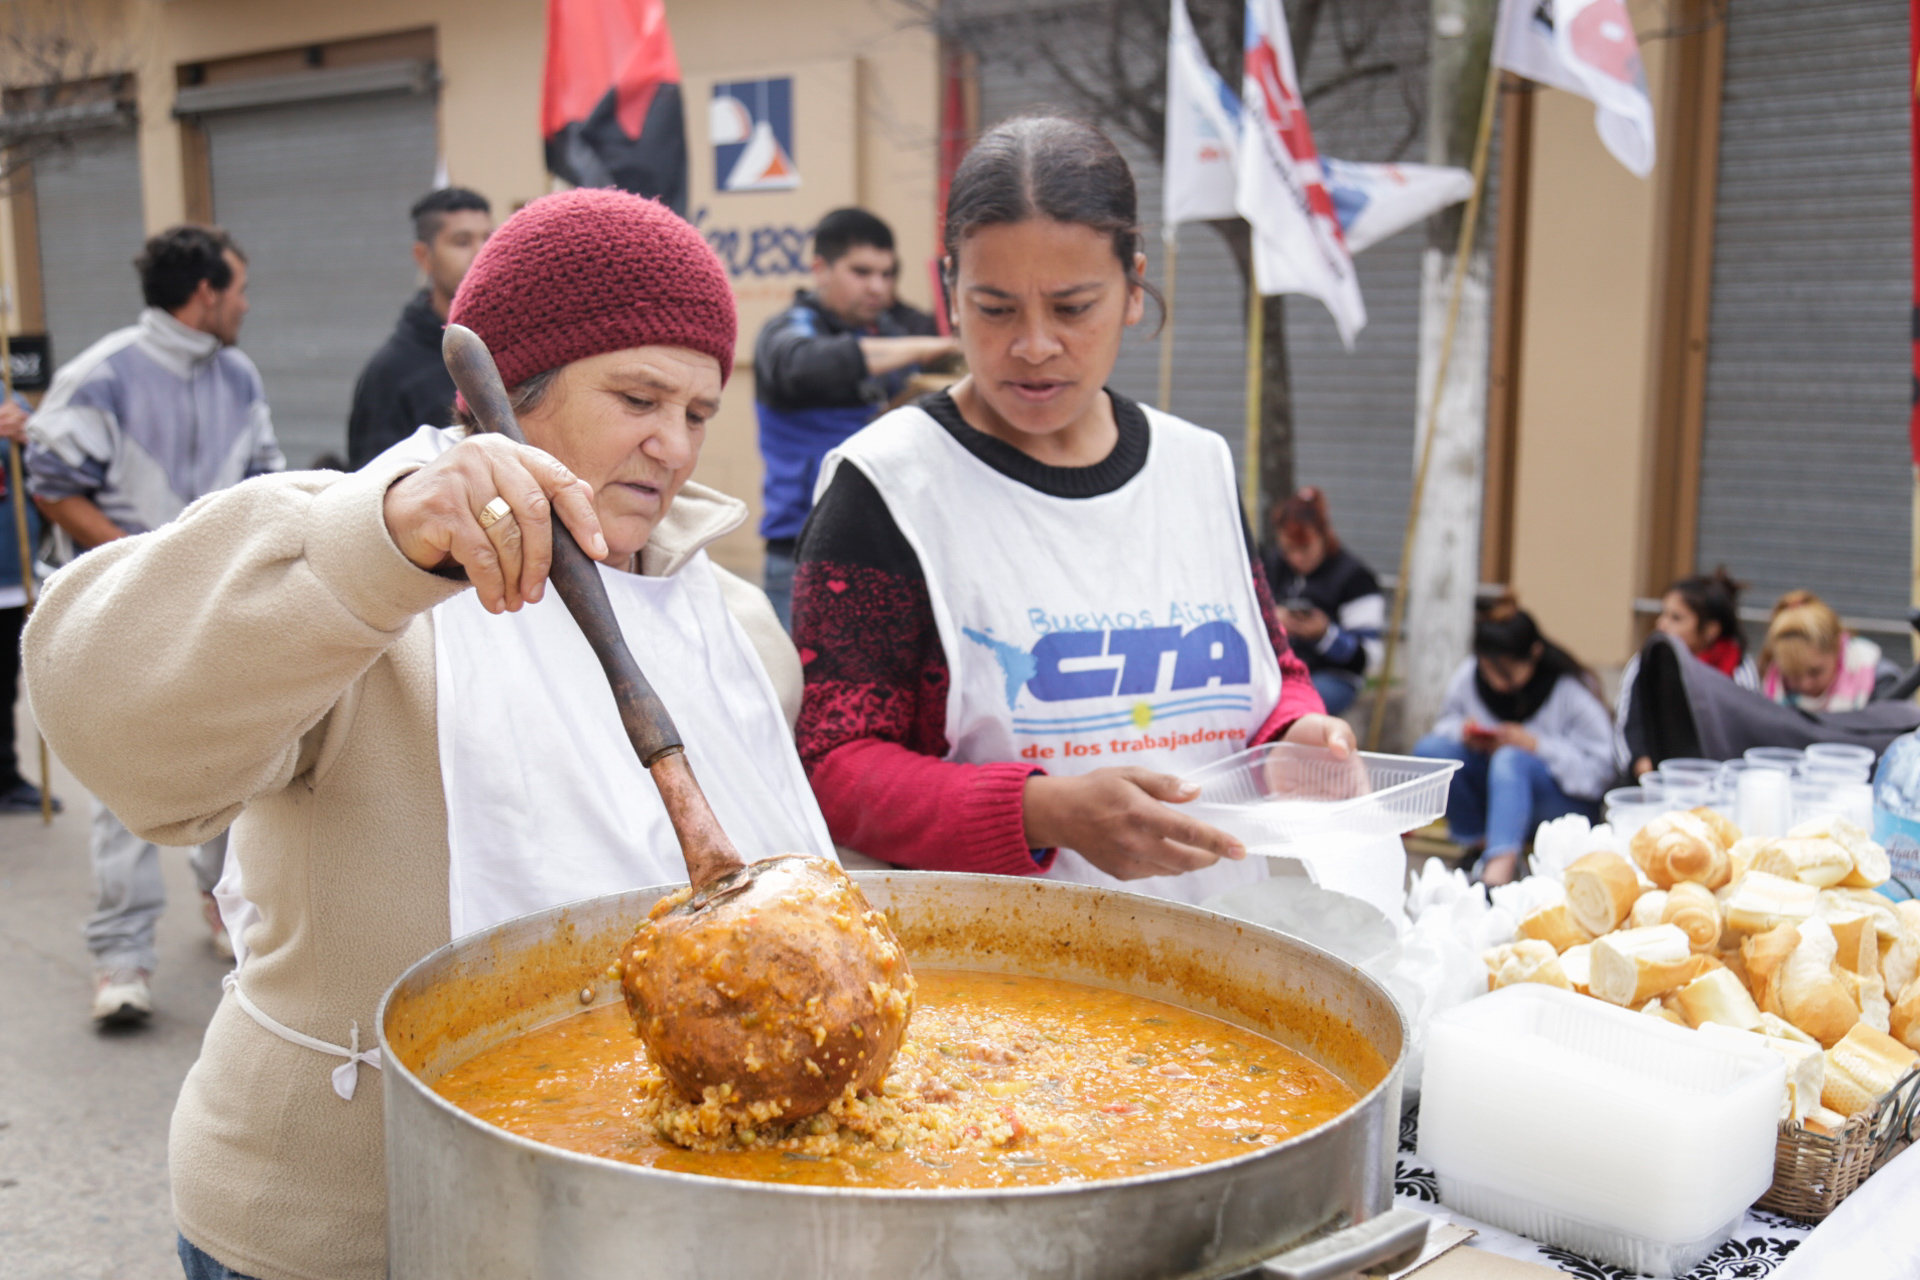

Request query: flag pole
[
  {"left": 1242, "top": 280, "right": 1263, "bottom": 519},
  {"left": 1365, "top": 61, "right": 1502, "bottom": 753},
  {"left": 1158, "top": 231, "right": 1179, "bottom": 411}
]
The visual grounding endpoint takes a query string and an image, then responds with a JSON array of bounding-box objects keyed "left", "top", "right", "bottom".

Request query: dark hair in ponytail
[
  {"left": 942, "top": 115, "right": 1163, "bottom": 326},
  {"left": 1667, "top": 567, "right": 1745, "bottom": 655}
]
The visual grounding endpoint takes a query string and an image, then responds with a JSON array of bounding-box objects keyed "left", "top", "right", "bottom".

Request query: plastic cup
[
  {"left": 1660, "top": 758, "right": 1721, "bottom": 777},
  {"left": 1803, "top": 762, "right": 1869, "bottom": 787},
  {"left": 1745, "top": 747, "right": 1804, "bottom": 773},
  {"left": 1833, "top": 783, "right": 1875, "bottom": 830},
  {"left": 1736, "top": 768, "right": 1793, "bottom": 839},
  {"left": 1637, "top": 776, "right": 1668, "bottom": 803},
  {"left": 1806, "top": 743, "right": 1877, "bottom": 770},
  {"left": 1791, "top": 779, "right": 1839, "bottom": 828},
  {"left": 1663, "top": 781, "right": 1710, "bottom": 811}
]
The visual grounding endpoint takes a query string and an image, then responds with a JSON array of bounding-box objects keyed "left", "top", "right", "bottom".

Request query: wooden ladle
[{"left": 441, "top": 325, "right": 913, "bottom": 1121}]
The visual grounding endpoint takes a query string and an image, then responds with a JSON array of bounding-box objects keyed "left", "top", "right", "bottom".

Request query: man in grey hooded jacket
[{"left": 26, "top": 224, "right": 283, "bottom": 1024}]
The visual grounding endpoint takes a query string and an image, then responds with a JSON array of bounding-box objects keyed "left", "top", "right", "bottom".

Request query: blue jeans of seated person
[
  {"left": 1311, "top": 670, "right": 1361, "bottom": 716},
  {"left": 179, "top": 1235, "right": 260, "bottom": 1280},
  {"left": 1411, "top": 734, "right": 1598, "bottom": 865}
]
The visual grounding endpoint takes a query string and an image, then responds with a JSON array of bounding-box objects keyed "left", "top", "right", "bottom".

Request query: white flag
[
  {"left": 1494, "top": 0, "right": 1655, "bottom": 177},
  {"left": 1235, "top": 0, "right": 1365, "bottom": 348},
  {"left": 1323, "top": 159, "right": 1475, "bottom": 254},
  {"left": 1163, "top": 0, "right": 1240, "bottom": 230}
]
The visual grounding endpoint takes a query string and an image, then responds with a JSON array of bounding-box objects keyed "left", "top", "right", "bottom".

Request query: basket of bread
[{"left": 1480, "top": 807, "right": 1920, "bottom": 1222}]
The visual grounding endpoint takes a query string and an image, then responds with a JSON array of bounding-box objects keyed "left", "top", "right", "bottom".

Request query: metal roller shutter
[
  {"left": 33, "top": 126, "right": 146, "bottom": 375},
  {"left": 1695, "top": 0, "right": 1911, "bottom": 624},
  {"left": 203, "top": 88, "right": 438, "bottom": 467}
]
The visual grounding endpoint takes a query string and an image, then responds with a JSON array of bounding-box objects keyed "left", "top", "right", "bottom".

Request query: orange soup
[{"left": 433, "top": 968, "right": 1358, "bottom": 1190}]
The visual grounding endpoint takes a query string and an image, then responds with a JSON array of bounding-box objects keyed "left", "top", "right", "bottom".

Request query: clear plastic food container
[
  {"left": 1418, "top": 985, "right": 1783, "bottom": 1278},
  {"left": 1173, "top": 743, "right": 1459, "bottom": 850}
]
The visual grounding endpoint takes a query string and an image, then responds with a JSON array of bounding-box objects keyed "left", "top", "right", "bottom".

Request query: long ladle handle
[{"left": 441, "top": 324, "right": 744, "bottom": 889}]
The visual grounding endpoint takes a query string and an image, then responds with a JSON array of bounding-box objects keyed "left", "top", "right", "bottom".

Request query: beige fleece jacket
[{"left": 22, "top": 455, "right": 799, "bottom": 1280}]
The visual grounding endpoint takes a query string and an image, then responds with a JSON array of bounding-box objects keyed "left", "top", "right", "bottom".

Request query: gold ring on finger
[{"left": 478, "top": 496, "right": 513, "bottom": 530}]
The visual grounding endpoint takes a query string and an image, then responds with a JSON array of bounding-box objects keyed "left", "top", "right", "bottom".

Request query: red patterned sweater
[{"left": 791, "top": 390, "right": 1324, "bottom": 876}]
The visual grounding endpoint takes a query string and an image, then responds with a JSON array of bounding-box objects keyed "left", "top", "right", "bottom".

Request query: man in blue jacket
[{"left": 753, "top": 208, "right": 954, "bottom": 626}]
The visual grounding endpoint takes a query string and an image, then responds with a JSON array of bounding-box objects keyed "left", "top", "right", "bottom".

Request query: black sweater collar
[{"left": 917, "top": 388, "right": 1150, "bottom": 499}]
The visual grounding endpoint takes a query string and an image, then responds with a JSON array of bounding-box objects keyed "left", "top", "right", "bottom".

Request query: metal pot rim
[{"left": 376, "top": 870, "right": 1406, "bottom": 1202}]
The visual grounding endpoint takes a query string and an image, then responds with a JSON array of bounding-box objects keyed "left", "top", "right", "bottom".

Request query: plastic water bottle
[{"left": 1870, "top": 731, "right": 1920, "bottom": 898}]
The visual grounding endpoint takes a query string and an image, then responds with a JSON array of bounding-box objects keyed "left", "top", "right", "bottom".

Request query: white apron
[
  {"left": 217, "top": 426, "right": 829, "bottom": 1098},
  {"left": 821, "top": 403, "right": 1282, "bottom": 904},
  {"left": 433, "top": 552, "right": 832, "bottom": 938}
]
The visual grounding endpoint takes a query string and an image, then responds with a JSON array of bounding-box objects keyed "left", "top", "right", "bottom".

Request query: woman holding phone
[
  {"left": 789, "top": 115, "right": 1352, "bottom": 905},
  {"left": 1413, "top": 599, "right": 1612, "bottom": 885}
]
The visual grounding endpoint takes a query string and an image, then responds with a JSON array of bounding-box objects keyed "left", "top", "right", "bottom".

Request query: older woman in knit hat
[{"left": 24, "top": 189, "right": 824, "bottom": 1280}]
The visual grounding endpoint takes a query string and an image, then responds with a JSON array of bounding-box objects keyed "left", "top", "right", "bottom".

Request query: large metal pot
[{"left": 380, "top": 871, "right": 1417, "bottom": 1280}]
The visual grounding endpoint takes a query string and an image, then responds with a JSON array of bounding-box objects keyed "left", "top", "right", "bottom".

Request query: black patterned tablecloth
[{"left": 1393, "top": 1106, "right": 1807, "bottom": 1278}]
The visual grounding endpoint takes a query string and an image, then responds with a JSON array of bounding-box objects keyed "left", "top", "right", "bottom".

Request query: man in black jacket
[{"left": 346, "top": 188, "right": 493, "bottom": 468}]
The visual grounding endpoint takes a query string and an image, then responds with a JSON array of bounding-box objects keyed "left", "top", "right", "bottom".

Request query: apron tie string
[{"left": 222, "top": 971, "right": 383, "bottom": 1101}]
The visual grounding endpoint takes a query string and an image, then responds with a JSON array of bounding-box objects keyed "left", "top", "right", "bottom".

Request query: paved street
[{"left": 0, "top": 708, "right": 225, "bottom": 1280}]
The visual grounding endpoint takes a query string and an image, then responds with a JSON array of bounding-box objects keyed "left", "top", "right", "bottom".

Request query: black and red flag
[{"left": 542, "top": 0, "right": 688, "bottom": 214}]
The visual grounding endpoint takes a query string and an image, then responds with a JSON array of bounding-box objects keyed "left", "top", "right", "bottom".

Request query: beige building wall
[
  {"left": 29, "top": 0, "right": 936, "bottom": 580},
  {"left": 1506, "top": 37, "right": 1671, "bottom": 670}
]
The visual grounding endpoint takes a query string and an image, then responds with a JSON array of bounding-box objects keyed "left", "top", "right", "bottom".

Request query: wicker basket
[{"left": 1756, "top": 1065, "right": 1920, "bottom": 1222}]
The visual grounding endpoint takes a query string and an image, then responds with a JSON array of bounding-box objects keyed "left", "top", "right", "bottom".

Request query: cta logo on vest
[{"left": 964, "top": 621, "right": 1253, "bottom": 735}]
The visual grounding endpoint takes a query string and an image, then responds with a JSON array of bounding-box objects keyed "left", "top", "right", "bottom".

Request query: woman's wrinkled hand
[
  {"left": 382, "top": 435, "right": 608, "bottom": 614},
  {"left": 1021, "top": 767, "right": 1245, "bottom": 881}
]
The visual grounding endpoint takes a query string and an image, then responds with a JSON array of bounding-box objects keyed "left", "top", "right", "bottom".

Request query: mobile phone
[{"left": 1281, "top": 597, "right": 1316, "bottom": 614}]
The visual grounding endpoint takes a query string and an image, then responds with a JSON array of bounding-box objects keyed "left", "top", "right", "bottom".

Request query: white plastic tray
[
  {"left": 1418, "top": 985, "right": 1783, "bottom": 1278},
  {"left": 1173, "top": 743, "right": 1460, "bottom": 849}
]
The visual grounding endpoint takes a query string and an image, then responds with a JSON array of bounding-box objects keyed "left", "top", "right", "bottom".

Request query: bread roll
[
  {"left": 1724, "top": 871, "right": 1819, "bottom": 935},
  {"left": 1760, "top": 1011, "right": 1821, "bottom": 1047},
  {"left": 1891, "top": 977, "right": 1920, "bottom": 1052},
  {"left": 1662, "top": 882, "right": 1722, "bottom": 953},
  {"left": 1590, "top": 925, "right": 1710, "bottom": 1006},
  {"left": 1699, "top": 1020, "right": 1825, "bottom": 1123},
  {"left": 1631, "top": 810, "right": 1732, "bottom": 889},
  {"left": 1640, "top": 996, "right": 1689, "bottom": 1026},
  {"left": 1821, "top": 1022, "right": 1919, "bottom": 1117},
  {"left": 1483, "top": 940, "right": 1571, "bottom": 991},
  {"left": 1780, "top": 918, "right": 1862, "bottom": 1048},
  {"left": 1882, "top": 913, "right": 1920, "bottom": 998},
  {"left": 1676, "top": 966, "right": 1763, "bottom": 1031},
  {"left": 1517, "top": 902, "right": 1593, "bottom": 953},
  {"left": 1743, "top": 922, "right": 1802, "bottom": 1017},
  {"left": 1565, "top": 851, "right": 1643, "bottom": 936},
  {"left": 1803, "top": 1104, "right": 1849, "bottom": 1137},
  {"left": 1854, "top": 971, "right": 1891, "bottom": 1034},
  {"left": 1751, "top": 836, "right": 1854, "bottom": 888},
  {"left": 1693, "top": 806, "right": 1742, "bottom": 848},
  {"left": 1823, "top": 888, "right": 1907, "bottom": 944},
  {"left": 1818, "top": 907, "right": 1880, "bottom": 977},
  {"left": 1559, "top": 943, "right": 1593, "bottom": 995},
  {"left": 1629, "top": 889, "right": 1670, "bottom": 930},
  {"left": 1820, "top": 819, "right": 1891, "bottom": 890},
  {"left": 1728, "top": 836, "right": 1768, "bottom": 883}
]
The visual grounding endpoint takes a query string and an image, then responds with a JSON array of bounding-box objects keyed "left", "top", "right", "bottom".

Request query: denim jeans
[
  {"left": 762, "top": 542, "right": 795, "bottom": 632},
  {"left": 178, "top": 1234, "right": 260, "bottom": 1280},
  {"left": 1412, "top": 734, "right": 1598, "bottom": 860},
  {"left": 1310, "top": 670, "right": 1361, "bottom": 716}
]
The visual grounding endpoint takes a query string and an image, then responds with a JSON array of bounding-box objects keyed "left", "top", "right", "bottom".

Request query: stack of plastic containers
[{"left": 1419, "top": 985, "right": 1784, "bottom": 1278}]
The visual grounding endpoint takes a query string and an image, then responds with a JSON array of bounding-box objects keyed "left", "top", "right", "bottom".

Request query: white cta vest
[{"left": 821, "top": 403, "right": 1282, "bottom": 904}]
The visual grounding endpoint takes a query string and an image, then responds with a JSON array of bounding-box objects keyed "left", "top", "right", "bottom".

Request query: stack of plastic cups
[
  {"left": 1806, "top": 743, "right": 1877, "bottom": 773},
  {"left": 1736, "top": 766, "right": 1793, "bottom": 840},
  {"left": 1605, "top": 787, "right": 1654, "bottom": 840},
  {"left": 1745, "top": 746, "right": 1805, "bottom": 774}
]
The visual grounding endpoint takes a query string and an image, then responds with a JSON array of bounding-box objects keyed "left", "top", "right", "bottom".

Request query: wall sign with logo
[
  {"left": 684, "top": 59, "right": 857, "bottom": 367},
  {"left": 710, "top": 77, "right": 799, "bottom": 193}
]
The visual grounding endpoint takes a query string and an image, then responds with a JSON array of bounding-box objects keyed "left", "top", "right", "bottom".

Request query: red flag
[{"left": 543, "top": 0, "right": 687, "bottom": 213}]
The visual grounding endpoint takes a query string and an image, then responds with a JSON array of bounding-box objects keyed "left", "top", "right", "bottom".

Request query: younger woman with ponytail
[{"left": 790, "top": 116, "right": 1348, "bottom": 904}]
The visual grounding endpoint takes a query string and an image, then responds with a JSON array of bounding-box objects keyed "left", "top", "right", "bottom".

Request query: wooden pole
[
  {"left": 1366, "top": 51, "right": 1502, "bottom": 753},
  {"left": 0, "top": 249, "right": 49, "bottom": 822},
  {"left": 1243, "top": 280, "right": 1263, "bottom": 519},
  {"left": 1158, "top": 233, "right": 1179, "bottom": 412}
]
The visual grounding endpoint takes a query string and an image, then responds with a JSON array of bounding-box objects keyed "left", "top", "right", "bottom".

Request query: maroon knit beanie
[{"left": 448, "top": 188, "right": 736, "bottom": 388}]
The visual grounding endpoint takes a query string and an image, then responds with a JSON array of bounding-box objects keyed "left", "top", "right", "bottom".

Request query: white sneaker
[{"left": 92, "top": 970, "right": 153, "bottom": 1025}]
